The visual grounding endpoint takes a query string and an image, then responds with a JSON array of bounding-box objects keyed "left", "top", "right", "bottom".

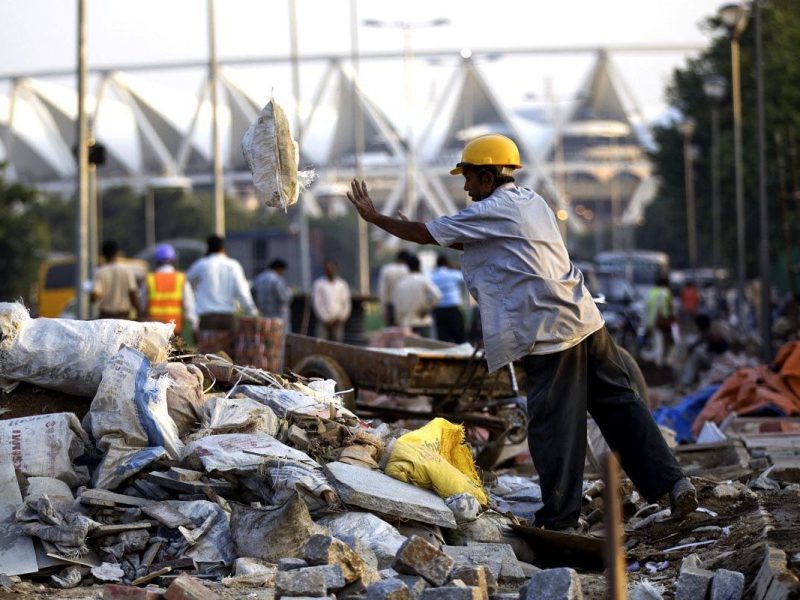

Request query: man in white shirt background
[
  {"left": 186, "top": 235, "right": 257, "bottom": 343},
  {"left": 312, "top": 259, "right": 351, "bottom": 342},
  {"left": 377, "top": 250, "right": 410, "bottom": 326},
  {"left": 393, "top": 254, "right": 442, "bottom": 338}
]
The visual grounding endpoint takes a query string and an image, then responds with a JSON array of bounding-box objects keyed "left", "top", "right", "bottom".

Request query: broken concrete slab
[
  {"left": 526, "top": 568, "right": 583, "bottom": 600},
  {"left": 0, "top": 460, "right": 39, "bottom": 576},
  {"left": 393, "top": 535, "right": 454, "bottom": 587},
  {"left": 325, "top": 462, "right": 456, "bottom": 528}
]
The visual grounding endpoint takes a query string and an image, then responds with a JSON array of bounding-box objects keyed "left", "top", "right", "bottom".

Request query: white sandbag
[
  {"left": 241, "top": 98, "right": 314, "bottom": 210},
  {"left": 150, "top": 362, "right": 206, "bottom": 435},
  {"left": 93, "top": 445, "right": 168, "bottom": 490},
  {"left": 201, "top": 396, "right": 280, "bottom": 436},
  {"left": 236, "top": 384, "right": 354, "bottom": 420},
  {"left": 316, "top": 512, "right": 407, "bottom": 569},
  {"left": 0, "top": 302, "right": 172, "bottom": 397},
  {"left": 166, "top": 500, "right": 236, "bottom": 567},
  {"left": 183, "top": 433, "right": 333, "bottom": 504},
  {"left": 87, "top": 347, "right": 183, "bottom": 462},
  {"left": 0, "top": 413, "right": 90, "bottom": 487}
]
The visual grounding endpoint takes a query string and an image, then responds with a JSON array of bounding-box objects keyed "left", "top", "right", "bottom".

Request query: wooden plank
[
  {"left": 603, "top": 454, "right": 627, "bottom": 600},
  {"left": 79, "top": 489, "right": 153, "bottom": 508},
  {"left": 0, "top": 461, "right": 39, "bottom": 576}
]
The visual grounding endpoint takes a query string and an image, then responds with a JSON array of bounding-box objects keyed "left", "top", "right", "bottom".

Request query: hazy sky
[{"left": 0, "top": 0, "right": 727, "bottom": 134}]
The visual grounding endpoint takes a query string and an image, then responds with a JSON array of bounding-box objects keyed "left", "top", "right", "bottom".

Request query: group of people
[{"left": 378, "top": 250, "right": 467, "bottom": 343}]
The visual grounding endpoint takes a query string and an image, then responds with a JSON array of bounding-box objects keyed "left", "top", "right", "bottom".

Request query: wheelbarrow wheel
[{"left": 292, "top": 354, "right": 355, "bottom": 411}]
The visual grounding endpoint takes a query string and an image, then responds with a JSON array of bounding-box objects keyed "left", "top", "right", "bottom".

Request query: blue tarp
[{"left": 652, "top": 385, "right": 720, "bottom": 444}]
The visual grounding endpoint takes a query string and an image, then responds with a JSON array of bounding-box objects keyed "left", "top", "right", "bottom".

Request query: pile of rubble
[{"left": 0, "top": 302, "right": 799, "bottom": 599}]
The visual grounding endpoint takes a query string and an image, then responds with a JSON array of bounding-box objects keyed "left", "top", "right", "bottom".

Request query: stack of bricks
[
  {"left": 233, "top": 316, "right": 285, "bottom": 372},
  {"left": 195, "top": 329, "right": 234, "bottom": 358}
]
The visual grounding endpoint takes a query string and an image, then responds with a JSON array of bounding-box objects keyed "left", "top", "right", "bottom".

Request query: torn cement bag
[
  {"left": 230, "top": 493, "right": 326, "bottom": 562},
  {"left": 0, "top": 302, "right": 172, "bottom": 397},
  {"left": 201, "top": 396, "right": 280, "bottom": 437},
  {"left": 241, "top": 98, "right": 314, "bottom": 210},
  {"left": 182, "top": 433, "right": 333, "bottom": 505},
  {"left": 385, "top": 417, "right": 488, "bottom": 506},
  {"left": 19, "top": 498, "right": 101, "bottom": 558},
  {"left": 166, "top": 500, "right": 236, "bottom": 567},
  {"left": 0, "top": 413, "right": 90, "bottom": 487},
  {"left": 93, "top": 445, "right": 168, "bottom": 490},
  {"left": 236, "top": 384, "right": 355, "bottom": 420},
  {"left": 87, "top": 347, "right": 183, "bottom": 460},
  {"left": 316, "top": 511, "right": 407, "bottom": 570},
  {"left": 150, "top": 362, "right": 206, "bottom": 436}
]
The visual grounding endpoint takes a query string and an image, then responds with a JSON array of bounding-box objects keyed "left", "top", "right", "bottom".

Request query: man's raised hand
[{"left": 347, "top": 179, "right": 378, "bottom": 223}]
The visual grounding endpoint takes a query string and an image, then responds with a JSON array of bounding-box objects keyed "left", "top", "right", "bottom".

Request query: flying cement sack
[{"left": 241, "top": 98, "right": 314, "bottom": 210}]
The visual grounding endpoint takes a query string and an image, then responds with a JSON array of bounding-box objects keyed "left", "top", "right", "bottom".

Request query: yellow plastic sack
[{"left": 384, "top": 418, "right": 488, "bottom": 506}]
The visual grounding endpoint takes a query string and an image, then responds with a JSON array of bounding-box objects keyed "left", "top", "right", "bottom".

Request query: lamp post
[
  {"left": 702, "top": 75, "right": 726, "bottom": 269},
  {"left": 718, "top": 2, "right": 749, "bottom": 325},
  {"left": 363, "top": 18, "right": 449, "bottom": 219},
  {"left": 754, "top": 0, "right": 772, "bottom": 361},
  {"left": 207, "top": 0, "right": 225, "bottom": 237},
  {"left": 678, "top": 117, "right": 698, "bottom": 271},
  {"left": 75, "top": 0, "right": 89, "bottom": 320}
]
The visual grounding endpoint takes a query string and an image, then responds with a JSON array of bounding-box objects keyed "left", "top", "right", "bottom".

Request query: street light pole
[
  {"left": 351, "top": 0, "right": 369, "bottom": 296},
  {"left": 719, "top": 3, "right": 749, "bottom": 326},
  {"left": 207, "top": 0, "right": 225, "bottom": 237},
  {"left": 679, "top": 118, "right": 698, "bottom": 271},
  {"left": 754, "top": 0, "right": 772, "bottom": 361},
  {"left": 703, "top": 75, "right": 726, "bottom": 269},
  {"left": 75, "top": 0, "right": 90, "bottom": 321}
]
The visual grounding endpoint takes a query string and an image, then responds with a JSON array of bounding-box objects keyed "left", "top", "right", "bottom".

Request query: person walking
[
  {"left": 90, "top": 240, "right": 140, "bottom": 320},
  {"left": 346, "top": 133, "right": 697, "bottom": 532},
  {"left": 392, "top": 254, "right": 442, "bottom": 338},
  {"left": 186, "top": 235, "right": 257, "bottom": 351},
  {"left": 312, "top": 260, "right": 351, "bottom": 342},
  {"left": 253, "top": 258, "right": 293, "bottom": 331},
  {"left": 645, "top": 276, "right": 674, "bottom": 368},
  {"left": 377, "top": 250, "right": 411, "bottom": 326},
  {"left": 141, "top": 243, "right": 197, "bottom": 338},
  {"left": 430, "top": 255, "right": 466, "bottom": 343}
]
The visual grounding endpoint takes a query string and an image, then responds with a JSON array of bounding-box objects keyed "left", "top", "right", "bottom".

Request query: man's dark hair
[
  {"left": 269, "top": 258, "right": 287, "bottom": 270},
  {"left": 437, "top": 255, "right": 450, "bottom": 268},
  {"left": 407, "top": 255, "right": 421, "bottom": 272},
  {"left": 465, "top": 165, "right": 515, "bottom": 187},
  {"left": 207, "top": 235, "right": 225, "bottom": 254},
  {"left": 396, "top": 250, "right": 412, "bottom": 264},
  {"left": 101, "top": 240, "right": 118, "bottom": 262}
]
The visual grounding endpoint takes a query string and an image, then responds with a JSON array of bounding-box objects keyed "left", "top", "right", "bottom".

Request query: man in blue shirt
[
  {"left": 431, "top": 255, "right": 466, "bottom": 344},
  {"left": 346, "top": 133, "right": 697, "bottom": 532}
]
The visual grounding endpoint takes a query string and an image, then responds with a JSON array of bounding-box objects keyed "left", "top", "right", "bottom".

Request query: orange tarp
[{"left": 692, "top": 341, "right": 800, "bottom": 437}]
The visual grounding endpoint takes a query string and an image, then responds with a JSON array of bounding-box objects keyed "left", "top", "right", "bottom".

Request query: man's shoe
[{"left": 670, "top": 477, "right": 698, "bottom": 519}]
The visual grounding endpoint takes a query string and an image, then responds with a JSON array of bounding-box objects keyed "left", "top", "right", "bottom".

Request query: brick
[
  {"left": 103, "top": 584, "right": 165, "bottom": 600},
  {"left": 164, "top": 574, "right": 221, "bottom": 600},
  {"left": 392, "top": 535, "right": 455, "bottom": 587},
  {"left": 366, "top": 578, "right": 410, "bottom": 600},
  {"left": 710, "top": 569, "right": 744, "bottom": 600},
  {"left": 526, "top": 568, "right": 583, "bottom": 600},
  {"left": 675, "top": 567, "right": 714, "bottom": 600},
  {"left": 276, "top": 568, "right": 327, "bottom": 597},
  {"left": 305, "top": 534, "right": 366, "bottom": 584}
]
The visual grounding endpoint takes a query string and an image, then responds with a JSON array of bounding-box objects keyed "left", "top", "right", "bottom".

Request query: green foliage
[
  {"left": 638, "top": 0, "right": 800, "bottom": 289},
  {"left": 0, "top": 169, "right": 51, "bottom": 302}
]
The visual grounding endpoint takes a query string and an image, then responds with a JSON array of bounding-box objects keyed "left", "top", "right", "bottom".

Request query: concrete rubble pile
[{"left": 0, "top": 304, "right": 798, "bottom": 599}]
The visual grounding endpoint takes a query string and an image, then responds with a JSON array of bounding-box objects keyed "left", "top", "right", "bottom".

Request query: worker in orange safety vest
[{"left": 141, "top": 243, "right": 198, "bottom": 337}]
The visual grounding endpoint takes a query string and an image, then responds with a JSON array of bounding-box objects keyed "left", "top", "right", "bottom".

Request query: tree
[
  {"left": 0, "top": 169, "right": 51, "bottom": 303},
  {"left": 638, "top": 0, "right": 800, "bottom": 291}
]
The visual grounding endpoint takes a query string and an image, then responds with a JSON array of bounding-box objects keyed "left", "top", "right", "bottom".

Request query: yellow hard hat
[{"left": 450, "top": 134, "right": 523, "bottom": 175}]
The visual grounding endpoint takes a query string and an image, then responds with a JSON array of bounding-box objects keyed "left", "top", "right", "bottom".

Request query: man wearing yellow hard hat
[{"left": 347, "top": 134, "right": 696, "bottom": 532}]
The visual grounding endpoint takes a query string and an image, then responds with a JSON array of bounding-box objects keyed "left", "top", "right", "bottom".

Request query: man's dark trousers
[
  {"left": 521, "top": 326, "right": 684, "bottom": 529},
  {"left": 433, "top": 306, "right": 466, "bottom": 343}
]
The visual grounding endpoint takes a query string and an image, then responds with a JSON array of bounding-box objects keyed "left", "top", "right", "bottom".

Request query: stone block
[
  {"left": 305, "top": 534, "right": 366, "bottom": 584},
  {"left": 710, "top": 569, "right": 744, "bottom": 600},
  {"left": 103, "top": 584, "right": 165, "bottom": 600},
  {"left": 366, "top": 578, "right": 410, "bottom": 599},
  {"left": 276, "top": 568, "right": 327, "bottom": 598},
  {"left": 164, "top": 574, "right": 221, "bottom": 600},
  {"left": 280, "top": 558, "right": 310, "bottom": 571},
  {"left": 754, "top": 545, "right": 800, "bottom": 600},
  {"left": 298, "top": 565, "right": 346, "bottom": 592},
  {"left": 675, "top": 567, "right": 714, "bottom": 600},
  {"left": 444, "top": 544, "right": 524, "bottom": 583},
  {"left": 393, "top": 535, "right": 455, "bottom": 587},
  {"left": 526, "top": 568, "right": 583, "bottom": 600},
  {"left": 325, "top": 462, "right": 457, "bottom": 528},
  {"left": 397, "top": 575, "right": 428, "bottom": 600},
  {"left": 450, "top": 565, "right": 490, "bottom": 600},
  {"left": 421, "top": 586, "right": 482, "bottom": 599}
]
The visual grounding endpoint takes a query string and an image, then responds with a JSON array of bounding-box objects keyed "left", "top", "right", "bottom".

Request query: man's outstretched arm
[{"left": 347, "top": 179, "right": 438, "bottom": 246}]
